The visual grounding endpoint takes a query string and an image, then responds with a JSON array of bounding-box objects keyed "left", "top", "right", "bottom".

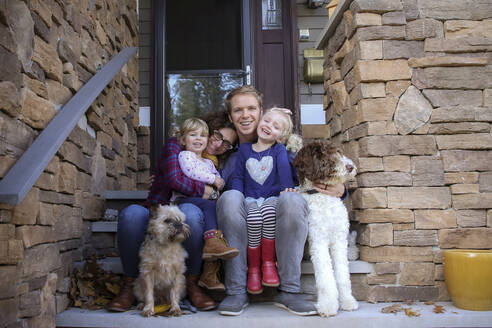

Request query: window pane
[
  {"left": 262, "top": 0, "right": 282, "bottom": 30},
  {"left": 165, "top": 73, "right": 244, "bottom": 138},
  {"left": 166, "top": 0, "right": 242, "bottom": 70}
]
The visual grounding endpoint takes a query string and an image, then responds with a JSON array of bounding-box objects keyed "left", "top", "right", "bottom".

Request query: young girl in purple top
[{"left": 231, "top": 107, "right": 294, "bottom": 294}]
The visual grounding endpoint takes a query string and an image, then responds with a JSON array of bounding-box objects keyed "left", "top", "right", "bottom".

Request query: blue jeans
[
  {"left": 117, "top": 203, "right": 205, "bottom": 277},
  {"left": 175, "top": 197, "right": 217, "bottom": 231},
  {"left": 216, "top": 190, "right": 309, "bottom": 295}
]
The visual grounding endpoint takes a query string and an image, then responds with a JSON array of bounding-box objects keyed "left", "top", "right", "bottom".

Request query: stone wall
[
  {"left": 320, "top": 0, "right": 492, "bottom": 302},
  {"left": 0, "top": 0, "right": 139, "bottom": 326}
]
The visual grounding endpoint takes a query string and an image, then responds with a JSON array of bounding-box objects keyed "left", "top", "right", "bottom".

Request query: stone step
[
  {"left": 74, "top": 257, "right": 372, "bottom": 296},
  {"left": 56, "top": 302, "right": 492, "bottom": 328},
  {"left": 104, "top": 190, "right": 148, "bottom": 211},
  {"left": 74, "top": 257, "right": 374, "bottom": 276},
  {"left": 92, "top": 221, "right": 118, "bottom": 232},
  {"left": 104, "top": 190, "right": 148, "bottom": 200}
]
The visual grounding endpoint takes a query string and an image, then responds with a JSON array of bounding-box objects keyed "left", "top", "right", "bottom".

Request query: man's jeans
[
  {"left": 217, "top": 190, "right": 309, "bottom": 295},
  {"left": 117, "top": 203, "right": 205, "bottom": 277}
]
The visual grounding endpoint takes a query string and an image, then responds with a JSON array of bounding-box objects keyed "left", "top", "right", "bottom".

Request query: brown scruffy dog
[{"left": 134, "top": 204, "right": 190, "bottom": 317}]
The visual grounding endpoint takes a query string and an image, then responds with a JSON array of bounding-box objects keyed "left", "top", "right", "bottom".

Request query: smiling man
[{"left": 216, "top": 85, "right": 326, "bottom": 316}]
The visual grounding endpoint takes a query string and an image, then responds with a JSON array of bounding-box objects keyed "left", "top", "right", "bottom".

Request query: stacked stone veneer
[
  {"left": 0, "top": 0, "right": 139, "bottom": 326},
  {"left": 321, "top": 0, "right": 492, "bottom": 302}
]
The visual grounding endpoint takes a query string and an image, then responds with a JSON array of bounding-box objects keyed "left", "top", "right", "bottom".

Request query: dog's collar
[{"left": 305, "top": 189, "right": 319, "bottom": 194}]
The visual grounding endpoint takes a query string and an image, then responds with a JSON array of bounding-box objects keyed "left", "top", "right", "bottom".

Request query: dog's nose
[{"left": 346, "top": 164, "right": 354, "bottom": 172}]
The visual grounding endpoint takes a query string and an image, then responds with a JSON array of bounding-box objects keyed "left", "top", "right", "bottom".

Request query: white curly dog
[{"left": 294, "top": 139, "right": 358, "bottom": 317}]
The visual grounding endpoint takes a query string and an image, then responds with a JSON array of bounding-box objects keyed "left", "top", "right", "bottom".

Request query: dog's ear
[
  {"left": 294, "top": 141, "right": 320, "bottom": 183},
  {"left": 294, "top": 140, "right": 339, "bottom": 182}
]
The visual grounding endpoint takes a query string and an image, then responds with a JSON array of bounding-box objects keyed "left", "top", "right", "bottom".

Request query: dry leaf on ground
[
  {"left": 69, "top": 256, "right": 123, "bottom": 310},
  {"left": 424, "top": 301, "right": 435, "bottom": 305},
  {"left": 404, "top": 300, "right": 414, "bottom": 305},
  {"left": 381, "top": 304, "right": 403, "bottom": 314},
  {"left": 404, "top": 307, "right": 420, "bottom": 317},
  {"left": 433, "top": 305, "right": 445, "bottom": 313},
  {"left": 154, "top": 304, "right": 171, "bottom": 314}
]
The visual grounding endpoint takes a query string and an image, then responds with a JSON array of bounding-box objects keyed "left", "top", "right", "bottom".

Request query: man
[{"left": 216, "top": 85, "right": 345, "bottom": 316}]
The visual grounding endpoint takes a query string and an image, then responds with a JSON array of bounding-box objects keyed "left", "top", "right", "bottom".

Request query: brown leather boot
[
  {"left": 198, "top": 260, "right": 225, "bottom": 291},
  {"left": 202, "top": 229, "right": 239, "bottom": 260},
  {"left": 107, "top": 276, "right": 135, "bottom": 312},
  {"left": 186, "top": 275, "right": 216, "bottom": 311}
]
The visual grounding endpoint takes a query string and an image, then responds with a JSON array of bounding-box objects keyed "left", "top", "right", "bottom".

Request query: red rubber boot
[
  {"left": 247, "top": 245, "right": 263, "bottom": 294},
  {"left": 261, "top": 238, "right": 279, "bottom": 287}
]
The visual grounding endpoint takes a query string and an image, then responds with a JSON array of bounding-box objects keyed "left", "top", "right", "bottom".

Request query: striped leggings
[{"left": 245, "top": 198, "right": 277, "bottom": 247}]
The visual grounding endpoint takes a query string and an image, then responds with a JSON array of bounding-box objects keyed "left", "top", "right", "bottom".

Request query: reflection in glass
[
  {"left": 165, "top": 73, "right": 244, "bottom": 139},
  {"left": 262, "top": 0, "right": 282, "bottom": 30}
]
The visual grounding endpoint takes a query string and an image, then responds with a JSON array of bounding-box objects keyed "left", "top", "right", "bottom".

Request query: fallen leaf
[
  {"left": 433, "top": 305, "right": 445, "bottom": 313},
  {"left": 424, "top": 301, "right": 435, "bottom": 305},
  {"left": 381, "top": 304, "right": 402, "bottom": 314},
  {"left": 94, "top": 296, "right": 111, "bottom": 306},
  {"left": 69, "top": 256, "right": 124, "bottom": 310},
  {"left": 154, "top": 304, "right": 171, "bottom": 314},
  {"left": 404, "top": 307, "right": 420, "bottom": 317},
  {"left": 452, "top": 311, "right": 458, "bottom": 314},
  {"left": 105, "top": 282, "right": 120, "bottom": 295},
  {"left": 405, "top": 300, "right": 414, "bottom": 305}
]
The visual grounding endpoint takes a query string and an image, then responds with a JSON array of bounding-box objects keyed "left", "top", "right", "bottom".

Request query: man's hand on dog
[{"left": 313, "top": 183, "right": 345, "bottom": 198}]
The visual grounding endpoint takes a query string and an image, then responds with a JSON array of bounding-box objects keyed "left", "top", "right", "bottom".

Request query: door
[
  {"left": 151, "top": 0, "right": 298, "bottom": 164},
  {"left": 164, "top": 0, "right": 253, "bottom": 138},
  {"left": 253, "top": 0, "right": 298, "bottom": 127},
  {"left": 152, "top": 0, "right": 253, "bottom": 163}
]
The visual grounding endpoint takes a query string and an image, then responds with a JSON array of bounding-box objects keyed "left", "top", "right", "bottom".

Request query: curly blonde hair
[
  {"left": 263, "top": 107, "right": 293, "bottom": 144},
  {"left": 177, "top": 118, "right": 209, "bottom": 147}
]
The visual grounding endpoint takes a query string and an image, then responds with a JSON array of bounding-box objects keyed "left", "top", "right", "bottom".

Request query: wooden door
[{"left": 253, "top": 0, "right": 299, "bottom": 128}]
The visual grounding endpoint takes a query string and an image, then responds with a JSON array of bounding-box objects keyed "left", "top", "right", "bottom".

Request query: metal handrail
[{"left": 0, "top": 47, "right": 137, "bottom": 205}]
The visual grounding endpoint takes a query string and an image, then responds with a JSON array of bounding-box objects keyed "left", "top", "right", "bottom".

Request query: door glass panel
[
  {"left": 262, "top": 0, "right": 282, "bottom": 30},
  {"left": 165, "top": 73, "right": 245, "bottom": 138},
  {"left": 166, "top": 0, "right": 242, "bottom": 71}
]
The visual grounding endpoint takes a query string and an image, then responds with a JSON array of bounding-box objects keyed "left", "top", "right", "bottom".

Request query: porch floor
[{"left": 56, "top": 301, "right": 492, "bottom": 328}]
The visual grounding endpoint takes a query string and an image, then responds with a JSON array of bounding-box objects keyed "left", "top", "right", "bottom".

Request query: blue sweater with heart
[{"left": 231, "top": 142, "right": 295, "bottom": 199}]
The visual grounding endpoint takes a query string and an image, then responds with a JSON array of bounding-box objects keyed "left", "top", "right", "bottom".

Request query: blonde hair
[
  {"left": 225, "top": 85, "right": 263, "bottom": 113},
  {"left": 178, "top": 118, "right": 209, "bottom": 146},
  {"left": 263, "top": 107, "right": 293, "bottom": 144}
]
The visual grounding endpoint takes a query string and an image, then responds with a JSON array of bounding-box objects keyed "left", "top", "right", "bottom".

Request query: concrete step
[
  {"left": 56, "top": 302, "right": 492, "bottom": 328},
  {"left": 75, "top": 257, "right": 374, "bottom": 276}
]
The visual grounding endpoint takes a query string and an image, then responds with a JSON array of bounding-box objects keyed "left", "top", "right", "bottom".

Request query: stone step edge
[
  {"left": 56, "top": 302, "right": 492, "bottom": 328},
  {"left": 74, "top": 257, "right": 374, "bottom": 275},
  {"left": 104, "top": 190, "right": 148, "bottom": 200}
]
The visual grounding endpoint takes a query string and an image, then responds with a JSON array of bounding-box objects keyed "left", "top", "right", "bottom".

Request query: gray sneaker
[
  {"left": 273, "top": 291, "right": 318, "bottom": 316},
  {"left": 217, "top": 293, "right": 249, "bottom": 316}
]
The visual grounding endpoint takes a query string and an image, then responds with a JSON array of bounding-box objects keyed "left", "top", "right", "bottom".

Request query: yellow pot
[{"left": 443, "top": 249, "right": 492, "bottom": 311}]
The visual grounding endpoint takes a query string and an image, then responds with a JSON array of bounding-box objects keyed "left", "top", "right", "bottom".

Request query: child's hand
[
  {"left": 203, "top": 185, "right": 214, "bottom": 199},
  {"left": 213, "top": 176, "right": 225, "bottom": 190},
  {"left": 280, "top": 187, "right": 297, "bottom": 195}
]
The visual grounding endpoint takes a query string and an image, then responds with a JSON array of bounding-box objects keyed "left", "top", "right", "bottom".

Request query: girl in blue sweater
[{"left": 231, "top": 107, "right": 294, "bottom": 294}]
